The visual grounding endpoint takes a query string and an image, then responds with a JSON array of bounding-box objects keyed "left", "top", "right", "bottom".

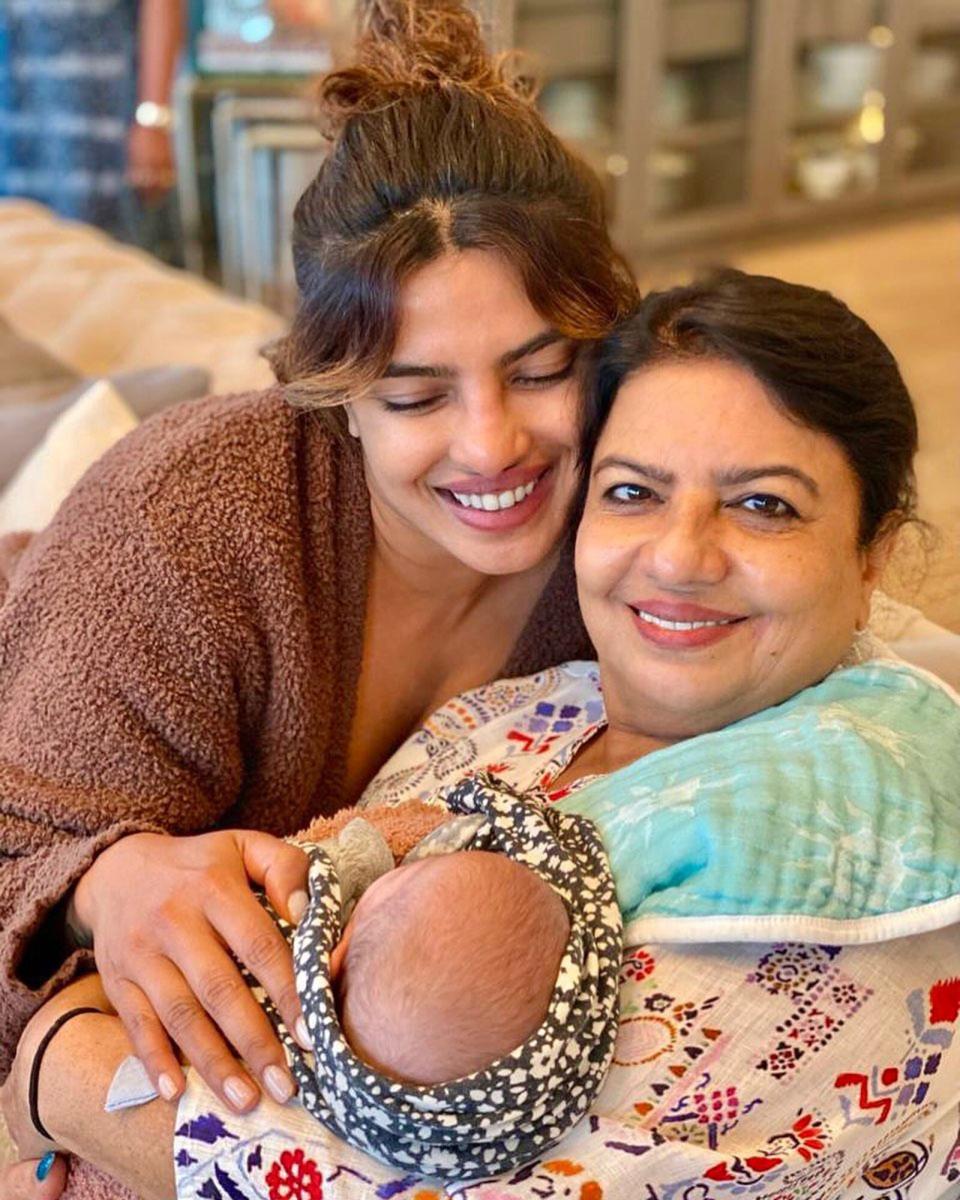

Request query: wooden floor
[{"left": 644, "top": 207, "right": 960, "bottom": 631}]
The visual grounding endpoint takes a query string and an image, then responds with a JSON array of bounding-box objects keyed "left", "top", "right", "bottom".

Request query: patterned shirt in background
[{"left": 0, "top": 0, "right": 179, "bottom": 258}]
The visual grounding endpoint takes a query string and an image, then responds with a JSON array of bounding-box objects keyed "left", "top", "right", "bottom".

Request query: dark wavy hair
[
  {"left": 266, "top": 0, "right": 638, "bottom": 431},
  {"left": 580, "top": 269, "right": 918, "bottom": 546}
]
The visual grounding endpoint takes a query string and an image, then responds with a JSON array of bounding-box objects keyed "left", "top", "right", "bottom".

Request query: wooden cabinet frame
[{"left": 489, "top": 0, "right": 960, "bottom": 258}]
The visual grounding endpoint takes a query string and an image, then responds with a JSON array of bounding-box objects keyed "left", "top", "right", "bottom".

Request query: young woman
[{"left": 0, "top": 2, "right": 637, "bottom": 1194}]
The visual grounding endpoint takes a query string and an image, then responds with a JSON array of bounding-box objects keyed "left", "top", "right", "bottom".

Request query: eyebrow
[
  {"left": 382, "top": 330, "right": 566, "bottom": 379},
  {"left": 593, "top": 457, "right": 821, "bottom": 497}
]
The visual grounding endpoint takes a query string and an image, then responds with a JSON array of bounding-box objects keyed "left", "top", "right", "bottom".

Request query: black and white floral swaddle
[{"left": 257, "top": 774, "right": 623, "bottom": 1184}]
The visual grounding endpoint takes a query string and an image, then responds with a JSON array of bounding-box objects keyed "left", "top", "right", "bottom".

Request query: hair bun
[{"left": 317, "top": 0, "right": 536, "bottom": 138}]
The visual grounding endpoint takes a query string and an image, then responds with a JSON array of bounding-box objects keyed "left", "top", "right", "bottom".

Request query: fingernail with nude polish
[
  {"left": 295, "top": 1016, "right": 313, "bottom": 1050},
  {"left": 287, "top": 890, "right": 308, "bottom": 925},
  {"left": 158, "top": 1072, "right": 179, "bottom": 1101},
  {"left": 36, "top": 1152, "right": 57, "bottom": 1182},
  {"left": 224, "top": 1075, "right": 258, "bottom": 1111},
  {"left": 264, "top": 1064, "right": 296, "bottom": 1104}
]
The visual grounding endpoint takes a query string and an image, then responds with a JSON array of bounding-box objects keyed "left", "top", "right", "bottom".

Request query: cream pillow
[{"left": 0, "top": 379, "right": 138, "bottom": 535}]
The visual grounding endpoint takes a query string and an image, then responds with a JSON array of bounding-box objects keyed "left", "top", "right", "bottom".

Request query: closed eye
[
  {"left": 512, "top": 361, "right": 576, "bottom": 388},
  {"left": 379, "top": 393, "right": 447, "bottom": 414}
]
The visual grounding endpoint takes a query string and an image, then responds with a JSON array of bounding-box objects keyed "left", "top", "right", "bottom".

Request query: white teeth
[
  {"left": 449, "top": 478, "right": 539, "bottom": 512},
  {"left": 636, "top": 609, "right": 740, "bottom": 631}
]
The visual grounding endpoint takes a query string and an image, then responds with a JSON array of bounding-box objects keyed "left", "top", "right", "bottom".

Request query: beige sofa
[{"left": 0, "top": 200, "right": 283, "bottom": 396}]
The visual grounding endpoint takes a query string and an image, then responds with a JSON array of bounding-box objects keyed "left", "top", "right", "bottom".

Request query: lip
[
  {"left": 437, "top": 464, "right": 548, "bottom": 495},
  {"left": 628, "top": 599, "right": 749, "bottom": 650},
  {"left": 436, "top": 466, "right": 554, "bottom": 532},
  {"left": 630, "top": 600, "right": 746, "bottom": 623}
]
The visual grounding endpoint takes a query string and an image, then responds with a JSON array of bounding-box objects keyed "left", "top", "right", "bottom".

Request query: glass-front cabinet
[
  {"left": 179, "top": 0, "right": 960, "bottom": 302},
  {"left": 901, "top": 0, "right": 960, "bottom": 179},
  {"left": 650, "top": 1, "right": 757, "bottom": 220},
  {"left": 785, "top": 0, "right": 893, "bottom": 206},
  {"left": 490, "top": 0, "right": 960, "bottom": 257},
  {"left": 503, "top": 0, "right": 764, "bottom": 248}
]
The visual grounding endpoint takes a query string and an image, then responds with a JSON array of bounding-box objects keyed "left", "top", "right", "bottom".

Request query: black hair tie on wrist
[{"left": 28, "top": 1006, "right": 104, "bottom": 1141}]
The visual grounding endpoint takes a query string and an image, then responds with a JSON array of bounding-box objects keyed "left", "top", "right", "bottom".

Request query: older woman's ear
[{"left": 856, "top": 530, "right": 898, "bottom": 630}]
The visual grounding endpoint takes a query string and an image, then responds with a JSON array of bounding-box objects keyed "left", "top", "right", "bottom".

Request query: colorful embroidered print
[
  {"left": 834, "top": 978, "right": 960, "bottom": 1128},
  {"left": 700, "top": 1111, "right": 827, "bottom": 1184},
  {"left": 857, "top": 1138, "right": 930, "bottom": 1196},
  {"left": 942, "top": 1113, "right": 960, "bottom": 1184},
  {"left": 362, "top": 665, "right": 605, "bottom": 811},
  {"left": 747, "top": 944, "right": 843, "bottom": 1002},
  {"left": 620, "top": 948, "right": 656, "bottom": 984},
  {"left": 493, "top": 1158, "right": 604, "bottom": 1200},
  {"left": 265, "top": 1148, "right": 324, "bottom": 1200}
]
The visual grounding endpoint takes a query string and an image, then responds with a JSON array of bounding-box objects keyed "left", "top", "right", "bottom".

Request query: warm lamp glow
[
  {"left": 859, "top": 103, "right": 886, "bottom": 144},
  {"left": 868, "top": 25, "right": 895, "bottom": 49}
]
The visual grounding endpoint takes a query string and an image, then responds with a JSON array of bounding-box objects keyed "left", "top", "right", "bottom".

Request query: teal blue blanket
[{"left": 556, "top": 660, "right": 960, "bottom": 942}]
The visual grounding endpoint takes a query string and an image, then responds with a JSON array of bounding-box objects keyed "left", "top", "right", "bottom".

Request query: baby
[
  {"left": 259, "top": 789, "right": 621, "bottom": 1183},
  {"left": 97, "top": 793, "right": 619, "bottom": 1192},
  {"left": 330, "top": 849, "right": 571, "bottom": 1084}
]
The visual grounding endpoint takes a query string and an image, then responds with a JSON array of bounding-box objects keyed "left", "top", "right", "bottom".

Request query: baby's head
[{"left": 331, "top": 850, "right": 570, "bottom": 1085}]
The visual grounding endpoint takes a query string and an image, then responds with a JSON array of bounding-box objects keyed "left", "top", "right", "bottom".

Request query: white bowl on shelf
[
  {"left": 796, "top": 150, "right": 852, "bottom": 201},
  {"left": 808, "top": 42, "right": 882, "bottom": 112}
]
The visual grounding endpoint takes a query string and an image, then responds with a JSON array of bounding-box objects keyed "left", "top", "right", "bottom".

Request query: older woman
[{"left": 7, "top": 271, "right": 958, "bottom": 1199}]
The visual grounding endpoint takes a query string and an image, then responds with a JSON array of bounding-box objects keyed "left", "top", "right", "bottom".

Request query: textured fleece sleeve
[{"left": 0, "top": 419, "right": 261, "bottom": 1080}]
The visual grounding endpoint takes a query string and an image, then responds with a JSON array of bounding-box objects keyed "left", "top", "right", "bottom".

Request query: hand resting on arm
[{"left": 70, "top": 829, "right": 310, "bottom": 1112}]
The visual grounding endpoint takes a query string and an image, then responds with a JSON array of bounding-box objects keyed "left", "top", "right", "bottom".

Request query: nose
[
  {"left": 449, "top": 382, "right": 531, "bottom": 478},
  {"left": 641, "top": 499, "right": 729, "bottom": 588}
]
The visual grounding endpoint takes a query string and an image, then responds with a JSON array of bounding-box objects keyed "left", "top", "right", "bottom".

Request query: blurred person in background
[{"left": 0, "top": 0, "right": 184, "bottom": 263}]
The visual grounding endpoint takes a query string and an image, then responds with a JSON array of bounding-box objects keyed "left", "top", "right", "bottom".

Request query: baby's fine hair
[{"left": 339, "top": 850, "right": 570, "bottom": 1084}]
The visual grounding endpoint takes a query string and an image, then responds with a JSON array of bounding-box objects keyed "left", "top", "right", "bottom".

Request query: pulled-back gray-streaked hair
[{"left": 580, "top": 269, "right": 919, "bottom": 547}]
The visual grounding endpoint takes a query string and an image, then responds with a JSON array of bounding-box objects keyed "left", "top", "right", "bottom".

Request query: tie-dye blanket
[
  {"left": 556, "top": 660, "right": 960, "bottom": 943},
  {"left": 173, "top": 660, "right": 960, "bottom": 1200}
]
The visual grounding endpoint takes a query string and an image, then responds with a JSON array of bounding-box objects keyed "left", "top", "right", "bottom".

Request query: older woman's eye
[
  {"left": 739, "top": 493, "right": 798, "bottom": 519},
  {"left": 603, "top": 483, "right": 658, "bottom": 506}
]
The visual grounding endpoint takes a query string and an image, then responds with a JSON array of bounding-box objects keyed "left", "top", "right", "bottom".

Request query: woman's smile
[
  {"left": 628, "top": 598, "right": 749, "bottom": 649},
  {"left": 435, "top": 464, "right": 554, "bottom": 531}
]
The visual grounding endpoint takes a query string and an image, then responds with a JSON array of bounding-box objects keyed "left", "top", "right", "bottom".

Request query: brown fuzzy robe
[{"left": 0, "top": 387, "right": 591, "bottom": 1197}]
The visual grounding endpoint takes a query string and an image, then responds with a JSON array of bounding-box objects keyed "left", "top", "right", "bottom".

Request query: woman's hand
[
  {"left": 0, "top": 975, "right": 112, "bottom": 1199},
  {"left": 127, "top": 122, "right": 176, "bottom": 205},
  {"left": 0, "top": 1157, "right": 67, "bottom": 1200},
  {"left": 71, "top": 830, "right": 310, "bottom": 1112}
]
